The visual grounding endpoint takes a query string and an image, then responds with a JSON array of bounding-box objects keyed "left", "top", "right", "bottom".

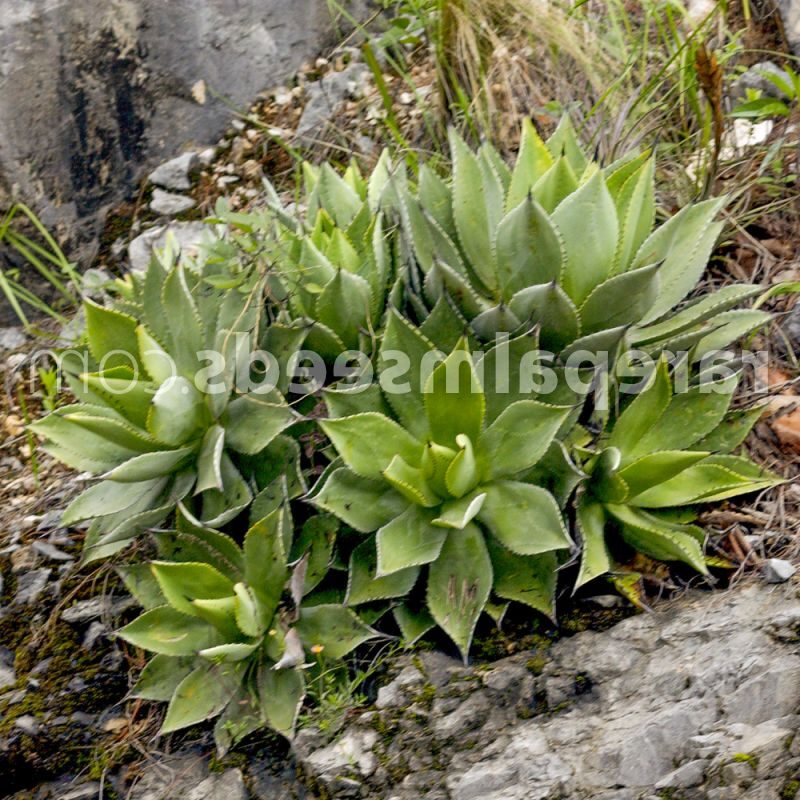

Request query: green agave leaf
[
  {"left": 290, "top": 515, "right": 338, "bottom": 596},
  {"left": 324, "top": 383, "right": 391, "bottom": 419},
  {"left": 105, "top": 446, "right": 195, "bottom": 483},
  {"left": 148, "top": 377, "right": 205, "bottom": 446},
  {"left": 195, "top": 425, "right": 225, "bottom": 494},
  {"left": 608, "top": 358, "right": 671, "bottom": 459},
  {"left": 428, "top": 259, "right": 490, "bottom": 317},
  {"left": 418, "top": 163, "right": 456, "bottom": 237},
  {"left": 420, "top": 295, "right": 472, "bottom": 353},
  {"left": 262, "top": 322, "right": 308, "bottom": 395},
  {"left": 532, "top": 156, "right": 579, "bottom": 214},
  {"left": 393, "top": 604, "right": 436, "bottom": 644},
  {"left": 426, "top": 524, "right": 493, "bottom": 662},
  {"left": 552, "top": 170, "right": 618, "bottom": 306},
  {"left": 433, "top": 491, "right": 486, "bottom": 530},
  {"left": 316, "top": 269, "right": 373, "bottom": 350},
  {"left": 137, "top": 326, "right": 175, "bottom": 384},
  {"left": 224, "top": 392, "right": 296, "bottom": 456},
  {"left": 606, "top": 504, "right": 708, "bottom": 574},
  {"left": 605, "top": 151, "right": 651, "bottom": 197},
  {"left": 506, "top": 118, "right": 554, "bottom": 212},
  {"left": 495, "top": 195, "right": 565, "bottom": 299},
  {"left": 346, "top": 537, "right": 420, "bottom": 605},
  {"left": 318, "top": 162, "right": 362, "bottom": 228},
  {"left": 619, "top": 451, "right": 711, "bottom": 499},
  {"left": 575, "top": 496, "right": 612, "bottom": 589},
  {"left": 478, "top": 480, "right": 572, "bottom": 555},
  {"left": 151, "top": 561, "right": 235, "bottom": 617},
  {"left": 546, "top": 115, "right": 587, "bottom": 175},
  {"left": 384, "top": 454, "right": 441, "bottom": 507},
  {"left": 379, "top": 309, "right": 436, "bottom": 440},
  {"left": 578, "top": 262, "right": 660, "bottom": 335},
  {"left": 233, "top": 583, "right": 264, "bottom": 638},
  {"left": 117, "top": 606, "right": 223, "bottom": 656},
  {"left": 691, "top": 309, "right": 773, "bottom": 362},
  {"left": 258, "top": 665, "right": 305, "bottom": 739},
  {"left": 628, "top": 372, "right": 739, "bottom": 458},
  {"left": 612, "top": 157, "right": 655, "bottom": 274},
  {"left": 117, "top": 564, "right": 167, "bottom": 610},
  {"left": 63, "top": 409, "right": 160, "bottom": 452},
  {"left": 162, "top": 265, "right": 206, "bottom": 375},
  {"left": 320, "top": 412, "right": 423, "bottom": 480},
  {"left": 161, "top": 518, "right": 245, "bottom": 578},
  {"left": 191, "top": 596, "right": 241, "bottom": 640},
  {"left": 199, "top": 642, "right": 260, "bottom": 662},
  {"left": 480, "top": 400, "right": 570, "bottom": 480},
  {"left": 130, "top": 654, "right": 196, "bottom": 701},
  {"left": 84, "top": 298, "right": 140, "bottom": 370},
  {"left": 630, "top": 283, "right": 763, "bottom": 346},
  {"left": 192, "top": 454, "right": 252, "bottom": 528},
  {"left": 588, "top": 447, "right": 629, "bottom": 504},
  {"left": 80, "top": 374, "right": 156, "bottom": 430},
  {"left": 444, "top": 435, "right": 480, "bottom": 498},
  {"left": 214, "top": 686, "right": 264, "bottom": 756},
  {"left": 424, "top": 342, "right": 485, "bottom": 450},
  {"left": 450, "top": 129, "right": 497, "bottom": 292},
  {"left": 508, "top": 282, "right": 580, "bottom": 353},
  {"left": 376, "top": 504, "right": 448, "bottom": 575},
  {"left": 487, "top": 537, "right": 557, "bottom": 620},
  {"left": 245, "top": 507, "right": 289, "bottom": 621},
  {"left": 630, "top": 460, "right": 781, "bottom": 508},
  {"left": 694, "top": 404, "right": 765, "bottom": 453},
  {"left": 63, "top": 477, "right": 169, "bottom": 526},
  {"left": 161, "top": 661, "right": 240, "bottom": 734},
  {"left": 635, "top": 197, "right": 726, "bottom": 324},
  {"left": 309, "top": 467, "right": 410, "bottom": 533},
  {"left": 470, "top": 305, "right": 522, "bottom": 340},
  {"left": 296, "top": 604, "right": 378, "bottom": 659}
]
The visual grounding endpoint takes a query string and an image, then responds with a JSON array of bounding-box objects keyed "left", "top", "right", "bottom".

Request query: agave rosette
[
  {"left": 117, "top": 504, "right": 376, "bottom": 751},
  {"left": 309, "top": 312, "right": 577, "bottom": 660},
  {"left": 574, "top": 358, "right": 783, "bottom": 587},
  {"left": 393, "top": 118, "right": 768, "bottom": 362},
  {"left": 32, "top": 257, "right": 303, "bottom": 562}
]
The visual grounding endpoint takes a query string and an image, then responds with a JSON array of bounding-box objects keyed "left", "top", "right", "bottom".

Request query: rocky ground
[{"left": 6, "top": 582, "right": 800, "bottom": 799}]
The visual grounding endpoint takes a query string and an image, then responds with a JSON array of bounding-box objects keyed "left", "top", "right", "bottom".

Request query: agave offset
[
  {"left": 393, "top": 117, "right": 767, "bottom": 361},
  {"left": 218, "top": 154, "right": 400, "bottom": 359},
  {"left": 31, "top": 256, "right": 303, "bottom": 562},
  {"left": 574, "top": 358, "right": 783, "bottom": 588},
  {"left": 117, "top": 505, "right": 376, "bottom": 752},
  {"left": 309, "top": 313, "right": 575, "bottom": 660}
]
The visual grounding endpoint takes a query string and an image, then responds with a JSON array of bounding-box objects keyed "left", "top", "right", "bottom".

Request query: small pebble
[{"left": 763, "top": 558, "right": 796, "bottom": 583}]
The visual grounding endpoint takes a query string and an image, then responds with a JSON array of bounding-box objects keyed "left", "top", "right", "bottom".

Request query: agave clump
[
  {"left": 394, "top": 117, "right": 765, "bottom": 360},
  {"left": 118, "top": 505, "right": 377, "bottom": 752},
  {"left": 309, "top": 313, "right": 575, "bottom": 660},
  {"left": 32, "top": 257, "right": 303, "bottom": 562},
  {"left": 574, "top": 358, "right": 783, "bottom": 588}
]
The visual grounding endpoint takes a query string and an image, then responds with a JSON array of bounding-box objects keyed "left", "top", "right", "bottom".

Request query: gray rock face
[
  {"left": 0, "top": 0, "right": 371, "bottom": 249},
  {"left": 779, "top": 0, "right": 800, "bottom": 55},
  {"left": 296, "top": 584, "right": 800, "bottom": 798}
]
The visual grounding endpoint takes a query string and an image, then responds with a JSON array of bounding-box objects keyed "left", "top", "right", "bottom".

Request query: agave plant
[
  {"left": 117, "top": 504, "right": 377, "bottom": 752},
  {"left": 309, "top": 313, "right": 576, "bottom": 660},
  {"left": 216, "top": 154, "right": 400, "bottom": 360},
  {"left": 574, "top": 358, "right": 783, "bottom": 588},
  {"left": 31, "top": 257, "right": 304, "bottom": 562},
  {"left": 393, "top": 117, "right": 765, "bottom": 361}
]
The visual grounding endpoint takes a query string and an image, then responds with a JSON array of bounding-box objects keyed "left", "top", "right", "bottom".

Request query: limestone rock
[
  {"left": 148, "top": 153, "right": 199, "bottom": 191},
  {"left": 128, "top": 222, "right": 211, "bottom": 271},
  {"left": 762, "top": 558, "right": 796, "bottom": 583},
  {"left": 150, "top": 188, "right": 197, "bottom": 216}
]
